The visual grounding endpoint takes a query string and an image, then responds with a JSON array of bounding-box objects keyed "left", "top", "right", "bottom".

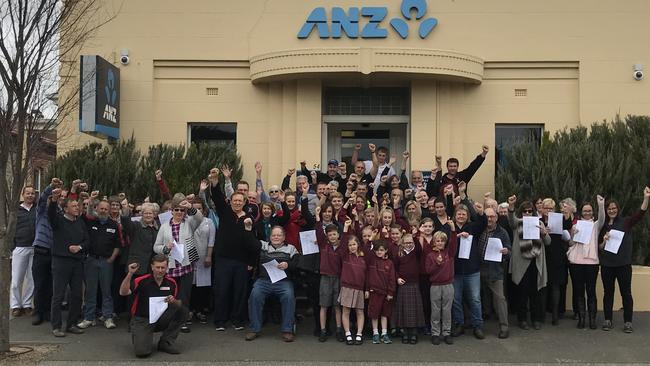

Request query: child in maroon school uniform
[
  {"left": 339, "top": 224, "right": 367, "bottom": 345},
  {"left": 392, "top": 233, "right": 426, "bottom": 344},
  {"left": 365, "top": 240, "right": 397, "bottom": 344}
]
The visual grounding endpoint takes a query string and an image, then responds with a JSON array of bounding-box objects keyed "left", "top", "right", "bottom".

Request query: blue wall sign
[
  {"left": 79, "top": 55, "right": 120, "bottom": 139},
  {"left": 298, "top": 0, "right": 438, "bottom": 39}
]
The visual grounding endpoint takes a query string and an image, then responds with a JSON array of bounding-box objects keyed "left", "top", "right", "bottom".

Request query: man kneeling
[{"left": 120, "top": 255, "right": 189, "bottom": 357}]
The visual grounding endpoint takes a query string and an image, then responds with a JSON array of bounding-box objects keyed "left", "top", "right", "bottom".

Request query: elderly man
[
  {"left": 10, "top": 185, "right": 37, "bottom": 318},
  {"left": 120, "top": 255, "right": 188, "bottom": 357}
]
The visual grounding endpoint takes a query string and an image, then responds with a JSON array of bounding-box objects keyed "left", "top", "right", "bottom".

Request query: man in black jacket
[
  {"left": 10, "top": 185, "right": 37, "bottom": 318},
  {"left": 427, "top": 145, "right": 489, "bottom": 199},
  {"left": 48, "top": 189, "right": 89, "bottom": 337}
]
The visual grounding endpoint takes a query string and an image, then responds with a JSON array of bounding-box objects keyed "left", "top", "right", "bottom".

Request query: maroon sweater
[
  {"left": 393, "top": 243, "right": 422, "bottom": 283},
  {"left": 425, "top": 231, "right": 458, "bottom": 285},
  {"left": 340, "top": 252, "right": 367, "bottom": 291},
  {"left": 315, "top": 222, "right": 348, "bottom": 276},
  {"left": 417, "top": 234, "right": 434, "bottom": 274},
  {"left": 366, "top": 256, "right": 397, "bottom": 296}
]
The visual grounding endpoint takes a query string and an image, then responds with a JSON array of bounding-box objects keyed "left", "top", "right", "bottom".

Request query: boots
[
  {"left": 587, "top": 297, "right": 597, "bottom": 330},
  {"left": 576, "top": 297, "right": 586, "bottom": 329}
]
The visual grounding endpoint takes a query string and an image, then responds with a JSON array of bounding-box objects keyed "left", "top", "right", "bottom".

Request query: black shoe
[
  {"left": 401, "top": 334, "right": 409, "bottom": 344},
  {"left": 409, "top": 335, "right": 418, "bottom": 345},
  {"left": 336, "top": 328, "right": 345, "bottom": 342},
  {"left": 451, "top": 324, "right": 464, "bottom": 337},
  {"left": 577, "top": 314, "right": 586, "bottom": 329},
  {"left": 444, "top": 335, "right": 454, "bottom": 345},
  {"left": 158, "top": 341, "right": 180, "bottom": 354},
  {"left": 431, "top": 335, "right": 441, "bottom": 345},
  {"left": 589, "top": 313, "right": 597, "bottom": 330},
  {"left": 32, "top": 314, "right": 44, "bottom": 326},
  {"left": 345, "top": 334, "right": 354, "bottom": 345},
  {"left": 498, "top": 329, "right": 509, "bottom": 339},
  {"left": 180, "top": 324, "right": 191, "bottom": 333},
  {"left": 533, "top": 322, "right": 542, "bottom": 330},
  {"left": 66, "top": 326, "right": 84, "bottom": 335},
  {"left": 473, "top": 327, "right": 485, "bottom": 339},
  {"left": 318, "top": 330, "right": 328, "bottom": 342},
  {"left": 518, "top": 321, "right": 529, "bottom": 330},
  {"left": 354, "top": 334, "right": 363, "bottom": 345}
]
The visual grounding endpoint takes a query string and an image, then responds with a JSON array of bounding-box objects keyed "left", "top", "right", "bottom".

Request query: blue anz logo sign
[{"left": 298, "top": 0, "right": 438, "bottom": 39}]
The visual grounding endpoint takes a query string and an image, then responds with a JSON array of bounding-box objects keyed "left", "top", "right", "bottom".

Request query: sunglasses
[
  {"left": 269, "top": 190, "right": 279, "bottom": 193},
  {"left": 173, "top": 208, "right": 186, "bottom": 212},
  {"left": 523, "top": 209, "right": 534, "bottom": 213}
]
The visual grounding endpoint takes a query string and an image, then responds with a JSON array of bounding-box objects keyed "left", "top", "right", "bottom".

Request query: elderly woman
[
  {"left": 507, "top": 195, "right": 550, "bottom": 331},
  {"left": 153, "top": 194, "right": 203, "bottom": 332},
  {"left": 122, "top": 203, "right": 159, "bottom": 277},
  {"left": 245, "top": 226, "right": 300, "bottom": 342}
]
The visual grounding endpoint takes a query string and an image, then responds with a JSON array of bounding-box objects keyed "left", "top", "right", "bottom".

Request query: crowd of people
[{"left": 9, "top": 142, "right": 650, "bottom": 357}]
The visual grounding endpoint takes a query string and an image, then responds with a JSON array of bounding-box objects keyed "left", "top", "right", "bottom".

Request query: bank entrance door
[{"left": 323, "top": 117, "right": 409, "bottom": 172}]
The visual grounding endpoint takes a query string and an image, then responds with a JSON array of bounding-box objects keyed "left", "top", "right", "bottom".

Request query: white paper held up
[
  {"left": 299, "top": 230, "right": 319, "bottom": 255},
  {"left": 604, "top": 229, "right": 625, "bottom": 254},
  {"left": 262, "top": 259, "right": 287, "bottom": 283},
  {"left": 484, "top": 238, "right": 503, "bottom": 262},
  {"left": 547, "top": 212, "right": 564, "bottom": 234},
  {"left": 131, "top": 216, "right": 142, "bottom": 222},
  {"left": 149, "top": 296, "right": 168, "bottom": 324},
  {"left": 458, "top": 235, "right": 473, "bottom": 259},
  {"left": 158, "top": 210, "right": 173, "bottom": 224},
  {"left": 573, "top": 220, "right": 594, "bottom": 244},
  {"left": 523, "top": 216, "right": 541, "bottom": 240},
  {"left": 170, "top": 240, "right": 185, "bottom": 263}
]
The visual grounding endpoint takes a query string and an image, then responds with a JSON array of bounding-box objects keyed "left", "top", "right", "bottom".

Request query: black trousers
[
  {"left": 517, "top": 261, "right": 546, "bottom": 323},
  {"left": 601, "top": 264, "right": 633, "bottom": 323},
  {"left": 212, "top": 256, "right": 249, "bottom": 327},
  {"left": 131, "top": 305, "right": 189, "bottom": 357},
  {"left": 191, "top": 285, "right": 212, "bottom": 313},
  {"left": 569, "top": 264, "right": 598, "bottom": 314},
  {"left": 51, "top": 256, "right": 83, "bottom": 330},
  {"left": 172, "top": 272, "right": 193, "bottom": 312},
  {"left": 32, "top": 247, "right": 52, "bottom": 320}
]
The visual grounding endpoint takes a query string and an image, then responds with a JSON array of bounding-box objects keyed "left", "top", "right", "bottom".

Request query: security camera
[
  {"left": 633, "top": 64, "right": 643, "bottom": 81},
  {"left": 120, "top": 49, "right": 130, "bottom": 65}
]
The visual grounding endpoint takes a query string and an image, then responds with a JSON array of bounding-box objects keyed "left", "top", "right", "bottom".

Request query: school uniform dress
[{"left": 392, "top": 245, "right": 425, "bottom": 328}]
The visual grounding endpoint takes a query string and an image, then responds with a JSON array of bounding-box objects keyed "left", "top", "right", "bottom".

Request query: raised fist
[{"left": 155, "top": 170, "right": 163, "bottom": 181}]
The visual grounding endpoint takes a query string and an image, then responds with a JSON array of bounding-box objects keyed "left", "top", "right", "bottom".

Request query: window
[
  {"left": 323, "top": 87, "right": 410, "bottom": 115},
  {"left": 188, "top": 123, "right": 237, "bottom": 146},
  {"left": 495, "top": 124, "right": 544, "bottom": 175}
]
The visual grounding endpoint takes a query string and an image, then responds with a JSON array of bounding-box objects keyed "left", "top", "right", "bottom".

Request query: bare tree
[{"left": 0, "top": 0, "right": 118, "bottom": 353}]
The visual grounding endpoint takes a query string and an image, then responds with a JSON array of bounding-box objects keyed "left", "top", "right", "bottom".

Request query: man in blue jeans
[
  {"left": 77, "top": 200, "right": 120, "bottom": 330},
  {"left": 245, "top": 226, "right": 300, "bottom": 342}
]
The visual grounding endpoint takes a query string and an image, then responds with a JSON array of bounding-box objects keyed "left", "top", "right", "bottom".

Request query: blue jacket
[{"left": 33, "top": 184, "right": 54, "bottom": 249}]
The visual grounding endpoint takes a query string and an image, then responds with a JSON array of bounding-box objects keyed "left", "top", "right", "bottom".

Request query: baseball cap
[{"left": 328, "top": 159, "right": 339, "bottom": 166}]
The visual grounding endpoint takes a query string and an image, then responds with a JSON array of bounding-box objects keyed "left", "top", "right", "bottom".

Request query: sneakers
[
  {"left": 381, "top": 334, "right": 392, "bottom": 344},
  {"left": 66, "top": 326, "right": 84, "bottom": 335},
  {"left": 498, "top": 328, "right": 509, "bottom": 339},
  {"left": 409, "top": 335, "right": 418, "bottom": 345},
  {"left": 444, "top": 335, "right": 454, "bottom": 345},
  {"left": 473, "top": 327, "right": 485, "bottom": 340},
  {"left": 245, "top": 332, "right": 258, "bottom": 341},
  {"left": 195, "top": 312, "right": 208, "bottom": 324},
  {"left": 76, "top": 319, "right": 96, "bottom": 329},
  {"left": 372, "top": 334, "right": 381, "bottom": 344},
  {"left": 52, "top": 329, "right": 65, "bottom": 337},
  {"left": 104, "top": 318, "right": 117, "bottom": 329},
  {"left": 602, "top": 320, "right": 612, "bottom": 331},
  {"left": 11, "top": 308, "right": 22, "bottom": 317},
  {"left": 158, "top": 341, "right": 180, "bottom": 354},
  {"left": 431, "top": 335, "right": 441, "bottom": 345},
  {"left": 23, "top": 307, "right": 33, "bottom": 316},
  {"left": 181, "top": 323, "right": 191, "bottom": 333},
  {"left": 623, "top": 322, "right": 633, "bottom": 333},
  {"left": 233, "top": 323, "right": 245, "bottom": 331},
  {"left": 281, "top": 332, "right": 295, "bottom": 342}
]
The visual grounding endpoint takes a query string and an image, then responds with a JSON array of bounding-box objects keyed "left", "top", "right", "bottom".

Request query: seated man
[
  {"left": 120, "top": 255, "right": 189, "bottom": 358},
  {"left": 246, "top": 226, "right": 300, "bottom": 342}
]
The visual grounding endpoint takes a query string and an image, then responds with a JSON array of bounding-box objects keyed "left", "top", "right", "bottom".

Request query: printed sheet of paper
[
  {"left": 262, "top": 259, "right": 287, "bottom": 283},
  {"left": 158, "top": 210, "right": 172, "bottom": 224},
  {"left": 299, "top": 230, "right": 319, "bottom": 255},
  {"left": 170, "top": 240, "right": 185, "bottom": 263},
  {"left": 573, "top": 220, "right": 594, "bottom": 244},
  {"left": 604, "top": 229, "right": 625, "bottom": 254},
  {"left": 149, "top": 296, "right": 168, "bottom": 324},
  {"left": 523, "top": 216, "right": 541, "bottom": 240},
  {"left": 458, "top": 235, "right": 473, "bottom": 259},
  {"left": 547, "top": 212, "right": 564, "bottom": 234},
  {"left": 131, "top": 216, "right": 142, "bottom": 222},
  {"left": 484, "top": 238, "right": 503, "bottom": 262},
  {"left": 195, "top": 265, "right": 211, "bottom": 287}
]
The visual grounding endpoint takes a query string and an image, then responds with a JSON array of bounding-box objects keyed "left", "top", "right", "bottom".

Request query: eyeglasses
[
  {"left": 523, "top": 209, "right": 533, "bottom": 214},
  {"left": 269, "top": 190, "right": 279, "bottom": 193},
  {"left": 173, "top": 208, "right": 186, "bottom": 212}
]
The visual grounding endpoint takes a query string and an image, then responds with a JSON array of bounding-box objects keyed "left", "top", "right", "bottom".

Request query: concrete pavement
[{"left": 6, "top": 311, "right": 650, "bottom": 365}]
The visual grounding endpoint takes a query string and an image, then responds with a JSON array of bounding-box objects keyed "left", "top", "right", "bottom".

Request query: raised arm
[
  {"left": 596, "top": 194, "right": 606, "bottom": 230},
  {"left": 458, "top": 145, "right": 488, "bottom": 184},
  {"left": 351, "top": 144, "right": 361, "bottom": 166},
  {"left": 507, "top": 195, "right": 522, "bottom": 226},
  {"left": 155, "top": 170, "right": 172, "bottom": 201}
]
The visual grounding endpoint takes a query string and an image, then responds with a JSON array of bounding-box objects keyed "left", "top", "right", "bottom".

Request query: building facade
[{"left": 60, "top": 0, "right": 650, "bottom": 199}]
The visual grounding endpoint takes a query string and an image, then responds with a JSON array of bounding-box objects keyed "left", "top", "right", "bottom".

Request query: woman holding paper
[
  {"left": 540, "top": 198, "right": 573, "bottom": 325},
  {"left": 599, "top": 187, "right": 650, "bottom": 333},
  {"left": 567, "top": 197, "right": 605, "bottom": 329},
  {"left": 507, "top": 196, "right": 551, "bottom": 331},
  {"left": 153, "top": 194, "right": 203, "bottom": 333}
]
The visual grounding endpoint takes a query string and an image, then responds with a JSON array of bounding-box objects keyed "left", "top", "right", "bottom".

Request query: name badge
[
  {"left": 160, "top": 287, "right": 171, "bottom": 291},
  {"left": 106, "top": 228, "right": 116, "bottom": 233}
]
